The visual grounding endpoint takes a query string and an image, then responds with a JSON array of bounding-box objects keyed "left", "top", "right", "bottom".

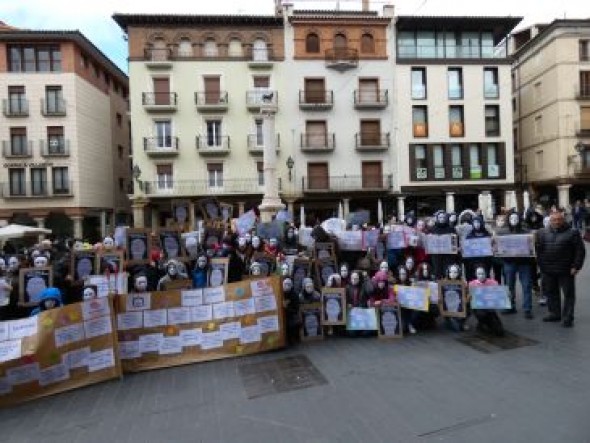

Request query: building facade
[
  {"left": 395, "top": 16, "right": 520, "bottom": 217},
  {"left": 511, "top": 20, "right": 590, "bottom": 209},
  {"left": 0, "top": 27, "right": 130, "bottom": 240}
]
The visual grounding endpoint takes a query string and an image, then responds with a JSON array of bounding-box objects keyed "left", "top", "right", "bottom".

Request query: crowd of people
[{"left": 0, "top": 204, "right": 585, "bottom": 343}]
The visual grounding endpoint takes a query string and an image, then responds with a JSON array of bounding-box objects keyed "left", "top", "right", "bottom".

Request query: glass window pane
[
  {"left": 398, "top": 32, "right": 416, "bottom": 58},
  {"left": 433, "top": 146, "right": 443, "bottom": 166},
  {"left": 448, "top": 68, "right": 463, "bottom": 99},
  {"left": 411, "top": 68, "right": 426, "bottom": 99},
  {"left": 452, "top": 145, "right": 462, "bottom": 165},
  {"left": 487, "top": 144, "right": 497, "bottom": 164},
  {"left": 415, "top": 145, "right": 426, "bottom": 159},
  {"left": 417, "top": 31, "right": 435, "bottom": 58}
]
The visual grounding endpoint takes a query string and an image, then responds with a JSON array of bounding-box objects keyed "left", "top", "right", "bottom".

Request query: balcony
[
  {"left": 144, "top": 48, "right": 173, "bottom": 69},
  {"left": 2, "top": 180, "right": 73, "bottom": 199},
  {"left": 195, "top": 91, "right": 229, "bottom": 112},
  {"left": 299, "top": 90, "right": 334, "bottom": 111},
  {"left": 2, "top": 140, "right": 33, "bottom": 158},
  {"left": 302, "top": 174, "right": 392, "bottom": 193},
  {"left": 325, "top": 48, "right": 358, "bottom": 71},
  {"left": 41, "top": 99, "right": 66, "bottom": 117},
  {"left": 355, "top": 133, "right": 390, "bottom": 151},
  {"left": 300, "top": 133, "right": 336, "bottom": 153},
  {"left": 246, "top": 47, "right": 275, "bottom": 69},
  {"left": 577, "top": 84, "right": 590, "bottom": 100},
  {"left": 576, "top": 128, "right": 590, "bottom": 138},
  {"left": 353, "top": 90, "right": 389, "bottom": 110},
  {"left": 142, "top": 93, "right": 177, "bottom": 112},
  {"left": 143, "top": 178, "right": 263, "bottom": 197},
  {"left": 247, "top": 134, "right": 280, "bottom": 155},
  {"left": 40, "top": 139, "right": 70, "bottom": 157},
  {"left": 196, "top": 135, "right": 230, "bottom": 156},
  {"left": 2, "top": 98, "right": 29, "bottom": 117},
  {"left": 246, "top": 90, "right": 278, "bottom": 112},
  {"left": 143, "top": 137, "right": 179, "bottom": 157}
]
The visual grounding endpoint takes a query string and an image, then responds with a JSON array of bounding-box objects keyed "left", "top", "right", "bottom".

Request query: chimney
[
  {"left": 383, "top": 3, "right": 394, "bottom": 17},
  {"left": 362, "top": 0, "right": 370, "bottom": 12}
]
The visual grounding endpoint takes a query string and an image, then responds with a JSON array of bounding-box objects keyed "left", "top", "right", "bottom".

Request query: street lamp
[
  {"left": 286, "top": 156, "right": 294, "bottom": 181},
  {"left": 132, "top": 164, "right": 144, "bottom": 191}
]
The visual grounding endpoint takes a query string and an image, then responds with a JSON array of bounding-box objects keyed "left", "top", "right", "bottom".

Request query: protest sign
[
  {"left": 71, "top": 251, "right": 96, "bottom": 281},
  {"left": 494, "top": 234, "right": 535, "bottom": 257},
  {"left": 396, "top": 285, "right": 429, "bottom": 312},
  {"left": 19, "top": 267, "right": 53, "bottom": 307},
  {"left": 208, "top": 258, "right": 229, "bottom": 287},
  {"left": 298, "top": 227, "right": 314, "bottom": 249},
  {"left": 346, "top": 210, "right": 370, "bottom": 228},
  {"left": 256, "top": 220, "right": 285, "bottom": 241},
  {"left": 470, "top": 285, "right": 511, "bottom": 310},
  {"left": 321, "top": 218, "right": 345, "bottom": 235},
  {"left": 387, "top": 229, "right": 407, "bottom": 249},
  {"left": 95, "top": 251, "right": 124, "bottom": 274},
  {"left": 115, "top": 277, "right": 285, "bottom": 372},
  {"left": 315, "top": 258, "right": 338, "bottom": 288},
  {"left": 314, "top": 242, "right": 336, "bottom": 260},
  {"left": 276, "top": 209, "right": 293, "bottom": 223},
  {"left": 0, "top": 298, "right": 121, "bottom": 407},
  {"left": 346, "top": 307, "right": 378, "bottom": 331},
  {"left": 87, "top": 273, "right": 128, "bottom": 297},
  {"left": 425, "top": 234, "right": 458, "bottom": 255},
  {"left": 235, "top": 210, "right": 257, "bottom": 236},
  {"left": 158, "top": 229, "right": 185, "bottom": 261},
  {"left": 300, "top": 303, "right": 323, "bottom": 340},
  {"left": 414, "top": 281, "right": 439, "bottom": 303},
  {"left": 438, "top": 280, "right": 467, "bottom": 318},
  {"left": 126, "top": 229, "right": 151, "bottom": 264},
  {"left": 377, "top": 302, "right": 403, "bottom": 339},
  {"left": 362, "top": 229, "right": 381, "bottom": 250},
  {"left": 321, "top": 288, "right": 346, "bottom": 326},
  {"left": 461, "top": 237, "right": 493, "bottom": 258},
  {"left": 337, "top": 231, "right": 363, "bottom": 251}
]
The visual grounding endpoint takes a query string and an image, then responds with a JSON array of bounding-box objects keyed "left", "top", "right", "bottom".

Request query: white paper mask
[
  {"left": 83, "top": 287, "right": 97, "bottom": 300},
  {"left": 0, "top": 258, "right": 5, "bottom": 272},
  {"left": 379, "top": 261, "right": 389, "bottom": 273},
  {"left": 252, "top": 236, "right": 261, "bottom": 249},
  {"left": 473, "top": 219, "right": 481, "bottom": 230},
  {"left": 283, "top": 278, "right": 293, "bottom": 292},
  {"left": 448, "top": 265, "right": 460, "bottom": 280},
  {"left": 476, "top": 267, "right": 487, "bottom": 282},
  {"left": 245, "top": 233, "right": 252, "bottom": 243},
  {"left": 8, "top": 256, "right": 19, "bottom": 272},
  {"left": 34, "top": 256, "right": 48, "bottom": 268},
  {"left": 416, "top": 220, "right": 425, "bottom": 231},
  {"left": 251, "top": 262, "right": 261, "bottom": 276},
  {"left": 304, "top": 279, "right": 314, "bottom": 293},
  {"left": 509, "top": 213, "right": 519, "bottom": 227},
  {"left": 281, "top": 262, "right": 290, "bottom": 276},
  {"left": 437, "top": 213, "right": 447, "bottom": 224},
  {"left": 405, "top": 258, "right": 415, "bottom": 271},
  {"left": 496, "top": 216, "right": 506, "bottom": 228},
  {"left": 340, "top": 265, "right": 349, "bottom": 279},
  {"left": 350, "top": 272, "right": 360, "bottom": 286},
  {"left": 238, "top": 237, "right": 247, "bottom": 248},
  {"left": 167, "top": 263, "right": 178, "bottom": 276},
  {"left": 269, "top": 238, "right": 278, "bottom": 247},
  {"left": 398, "top": 269, "right": 407, "bottom": 282},
  {"left": 421, "top": 264, "right": 429, "bottom": 278},
  {"left": 135, "top": 276, "right": 148, "bottom": 292},
  {"left": 103, "top": 236, "right": 114, "bottom": 250},
  {"left": 197, "top": 256, "right": 207, "bottom": 269}
]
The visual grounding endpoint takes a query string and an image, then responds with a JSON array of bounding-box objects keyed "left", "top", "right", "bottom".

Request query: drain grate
[
  {"left": 238, "top": 355, "right": 328, "bottom": 399},
  {"left": 456, "top": 331, "right": 539, "bottom": 354}
]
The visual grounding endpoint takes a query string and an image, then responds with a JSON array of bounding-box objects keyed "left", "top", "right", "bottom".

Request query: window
[
  {"left": 486, "top": 144, "right": 499, "bottom": 178},
  {"left": 207, "top": 163, "right": 223, "bottom": 187},
  {"left": 206, "top": 120, "right": 222, "bottom": 146},
  {"left": 305, "top": 121, "right": 328, "bottom": 148},
  {"left": 255, "top": 119, "right": 264, "bottom": 146},
  {"left": 361, "top": 33, "right": 375, "bottom": 53},
  {"left": 433, "top": 145, "right": 445, "bottom": 179},
  {"left": 358, "top": 78, "right": 379, "bottom": 103},
  {"left": 155, "top": 120, "right": 172, "bottom": 148},
  {"left": 484, "top": 67, "right": 499, "bottom": 99},
  {"left": 118, "top": 145, "right": 124, "bottom": 159},
  {"left": 533, "top": 81, "right": 542, "bottom": 103},
  {"left": 203, "top": 76, "right": 221, "bottom": 103},
  {"left": 9, "top": 168, "right": 26, "bottom": 196},
  {"left": 451, "top": 145, "right": 463, "bottom": 178},
  {"left": 10, "top": 127, "right": 28, "bottom": 155},
  {"left": 485, "top": 105, "right": 500, "bottom": 136},
  {"left": 257, "top": 161, "right": 264, "bottom": 186},
  {"left": 152, "top": 77, "right": 171, "bottom": 105},
  {"left": 31, "top": 168, "right": 47, "bottom": 196},
  {"left": 449, "top": 106, "right": 464, "bottom": 137},
  {"left": 45, "top": 86, "right": 64, "bottom": 114},
  {"left": 304, "top": 78, "right": 326, "bottom": 103},
  {"left": 7, "top": 86, "right": 27, "bottom": 114},
  {"left": 116, "top": 113, "right": 122, "bottom": 127},
  {"left": 448, "top": 68, "right": 463, "bottom": 99},
  {"left": 8, "top": 45, "right": 61, "bottom": 72},
  {"left": 414, "top": 145, "right": 427, "bottom": 180},
  {"left": 306, "top": 33, "right": 320, "bottom": 53},
  {"left": 228, "top": 39, "right": 243, "bottom": 57},
  {"left": 52, "top": 167, "right": 69, "bottom": 194},
  {"left": 469, "top": 144, "right": 482, "bottom": 178},
  {"left": 360, "top": 120, "right": 381, "bottom": 146},
  {"left": 178, "top": 38, "right": 193, "bottom": 57},
  {"left": 461, "top": 32, "right": 480, "bottom": 58},
  {"left": 580, "top": 40, "right": 590, "bottom": 61},
  {"left": 203, "top": 39, "right": 218, "bottom": 57},
  {"left": 534, "top": 115, "right": 543, "bottom": 137},
  {"left": 582, "top": 106, "right": 590, "bottom": 132},
  {"left": 361, "top": 161, "right": 382, "bottom": 188},
  {"left": 253, "top": 75, "right": 270, "bottom": 88},
  {"left": 412, "top": 106, "right": 428, "bottom": 137},
  {"left": 156, "top": 164, "right": 173, "bottom": 189},
  {"left": 334, "top": 33, "right": 348, "bottom": 58},
  {"left": 47, "top": 126, "right": 65, "bottom": 154},
  {"left": 536, "top": 150, "right": 544, "bottom": 170},
  {"left": 580, "top": 71, "right": 590, "bottom": 97},
  {"left": 307, "top": 163, "right": 329, "bottom": 190},
  {"left": 411, "top": 68, "right": 426, "bottom": 99},
  {"left": 416, "top": 31, "right": 435, "bottom": 58},
  {"left": 398, "top": 31, "right": 416, "bottom": 58},
  {"left": 252, "top": 39, "right": 268, "bottom": 61}
]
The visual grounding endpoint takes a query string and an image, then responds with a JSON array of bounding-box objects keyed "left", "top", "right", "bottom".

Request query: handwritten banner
[
  {"left": 470, "top": 285, "right": 511, "bottom": 310},
  {"left": 494, "top": 234, "right": 535, "bottom": 257},
  {"left": 425, "top": 234, "right": 458, "bottom": 255},
  {"left": 461, "top": 237, "right": 493, "bottom": 258},
  {"left": 396, "top": 285, "right": 429, "bottom": 312},
  {"left": 346, "top": 307, "right": 378, "bottom": 331}
]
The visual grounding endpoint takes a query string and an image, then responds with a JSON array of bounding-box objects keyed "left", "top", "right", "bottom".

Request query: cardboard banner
[
  {"left": 362, "top": 230, "right": 381, "bottom": 250},
  {"left": 461, "top": 237, "right": 493, "bottom": 258},
  {"left": 396, "top": 285, "right": 429, "bottom": 312},
  {"left": 387, "top": 229, "right": 407, "bottom": 249},
  {"left": 115, "top": 276, "right": 285, "bottom": 372},
  {"left": 87, "top": 273, "right": 128, "bottom": 297},
  {"left": 494, "top": 234, "right": 535, "bottom": 257},
  {"left": 346, "top": 307, "right": 378, "bottom": 331},
  {"left": 0, "top": 298, "right": 121, "bottom": 407},
  {"left": 425, "top": 234, "right": 458, "bottom": 255},
  {"left": 470, "top": 285, "right": 511, "bottom": 310},
  {"left": 235, "top": 210, "right": 257, "bottom": 236}
]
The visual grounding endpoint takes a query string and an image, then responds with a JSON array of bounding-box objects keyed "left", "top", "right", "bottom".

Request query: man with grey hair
[{"left": 536, "top": 210, "right": 586, "bottom": 327}]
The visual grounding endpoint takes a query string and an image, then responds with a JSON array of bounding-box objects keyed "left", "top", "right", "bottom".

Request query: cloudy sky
[{"left": 1, "top": 0, "right": 587, "bottom": 71}]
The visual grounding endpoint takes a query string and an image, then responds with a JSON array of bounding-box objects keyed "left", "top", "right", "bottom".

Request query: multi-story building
[
  {"left": 395, "top": 16, "right": 521, "bottom": 216},
  {"left": 511, "top": 20, "right": 590, "bottom": 209},
  {"left": 0, "top": 25, "right": 130, "bottom": 240}
]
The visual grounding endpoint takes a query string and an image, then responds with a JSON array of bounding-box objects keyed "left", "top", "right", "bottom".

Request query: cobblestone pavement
[{"left": 1, "top": 252, "right": 589, "bottom": 443}]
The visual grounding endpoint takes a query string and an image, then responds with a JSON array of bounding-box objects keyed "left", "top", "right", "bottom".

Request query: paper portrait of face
[
  {"left": 76, "top": 257, "right": 93, "bottom": 279},
  {"left": 164, "top": 236, "right": 180, "bottom": 258},
  {"left": 444, "top": 290, "right": 462, "bottom": 313},
  {"left": 209, "top": 268, "right": 224, "bottom": 287},
  {"left": 317, "top": 249, "right": 331, "bottom": 260},
  {"left": 206, "top": 203, "right": 219, "bottom": 219},
  {"left": 381, "top": 310, "right": 399, "bottom": 335},
  {"left": 175, "top": 205, "right": 187, "bottom": 223},
  {"left": 130, "top": 238, "right": 147, "bottom": 260},
  {"left": 321, "top": 266, "right": 335, "bottom": 286},
  {"left": 27, "top": 276, "right": 47, "bottom": 303},
  {"left": 325, "top": 298, "right": 341, "bottom": 322},
  {"left": 304, "top": 312, "right": 320, "bottom": 337}
]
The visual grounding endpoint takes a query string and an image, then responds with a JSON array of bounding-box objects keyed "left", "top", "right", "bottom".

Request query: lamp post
[
  {"left": 286, "top": 156, "right": 294, "bottom": 181},
  {"left": 132, "top": 164, "right": 144, "bottom": 192}
]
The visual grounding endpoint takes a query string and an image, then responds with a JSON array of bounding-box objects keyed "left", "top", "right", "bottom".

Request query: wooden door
[
  {"left": 153, "top": 78, "right": 170, "bottom": 105},
  {"left": 204, "top": 76, "right": 220, "bottom": 104},
  {"left": 305, "top": 78, "right": 325, "bottom": 103},
  {"left": 308, "top": 163, "right": 329, "bottom": 190},
  {"left": 362, "top": 162, "right": 382, "bottom": 189},
  {"left": 359, "top": 79, "right": 378, "bottom": 103},
  {"left": 360, "top": 120, "right": 380, "bottom": 146},
  {"left": 334, "top": 34, "right": 347, "bottom": 58},
  {"left": 306, "top": 121, "right": 327, "bottom": 148}
]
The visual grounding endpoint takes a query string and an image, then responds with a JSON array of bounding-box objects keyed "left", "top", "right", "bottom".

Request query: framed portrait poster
[
  {"left": 346, "top": 307, "right": 378, "bottom": 331},
  {"left": 95, "top": 250, "right": 125, "bottom": 275},
  {"left": 461, "top": 237, "right": 493, "bottom": 258},
  {"left": 493, "top": 234, "right": 535, "bottom": 257},
  {"left": 425, "top": 234, "right": 458, "bottom": 255},
  {"left": 337, "top": 231, "right": 363, "bottom": 251},
  {"left": 470, "top": 285, "right": 511, "bottom": 310},
  {"left": 315, "top": 257, "right": 339, "bottom": 288},
  {"left": 251, "top": 253, "right": 276, "bottom": 277},
  {"left": 158, "top": 228, "right": 185, "bottom": 261},
  {"left": 126, "top": 229, "right": 151, "bottom": 264},
  {"left": 414, "top": 281, "right": 439, "bottom": 303},
  {"left": 171, "top": 199, "right": 190, "bottom": 226},
  {"left": 438, "top": 280, "right": 468, "bottom": 318},
  {"left": 378, "top": 301, "right": 403, "bottom": 339},
  {"left": 71, "top": 250, "right": 96, "bottom": 281},
  {"left": 292, "top": 258, "right": 312, "bottom": 295},
  {"left": 19, "top": 267, "right": 53, "bottom": 306},
  {"left": 208, "top": 258, "right": 229, "bottom": 287},
  {"left": 197, "top": 197, "right": 222, "bottom": 222},
  {"left": 300, "top": 303, "right": 323, "bottom": 340},
  {"left": 321, "top": 288, "right": 346, "bottom": 326},
  {"left": 314, "top": 242, "right": 336, "bottom": 260},
  {"left": 202, "top": 227, "right": 223, "bottom": 254},
  {"left": 256, "top": 220, "right": 285, "bottom": 241}
]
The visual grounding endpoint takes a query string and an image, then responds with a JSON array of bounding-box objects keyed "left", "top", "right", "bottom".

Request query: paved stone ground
[{"left": 2, "top": 253, "right": 590, "bottom": 443}]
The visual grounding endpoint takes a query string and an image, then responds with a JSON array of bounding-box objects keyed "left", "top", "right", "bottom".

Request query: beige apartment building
[
  {"left": 0, "top": 26, "right": 130, "bottom": 241},
  {"left": 511, "top": 19, "right": 590, "bottom": 210},
  {"left": 395, "top": 16, "right": 521, "bottom": 216}
]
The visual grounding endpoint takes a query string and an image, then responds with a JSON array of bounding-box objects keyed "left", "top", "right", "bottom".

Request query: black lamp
[{"left": 286, "top": 156, "right": 294, "bottom": 181}]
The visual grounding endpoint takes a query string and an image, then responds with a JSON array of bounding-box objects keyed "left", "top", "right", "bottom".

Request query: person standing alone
[{"left": 536, "top": 211, "right": 586, "bottom": 327}]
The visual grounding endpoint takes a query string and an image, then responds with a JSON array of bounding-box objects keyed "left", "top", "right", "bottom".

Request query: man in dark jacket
[{"left": 536, "top": 210, "right": 586, "bottom": 327}]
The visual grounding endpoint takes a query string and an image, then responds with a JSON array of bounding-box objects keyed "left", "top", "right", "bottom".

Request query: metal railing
[
  {"left": 300, "top": 133, "right": 336, "bottom": 150},
  {"left": 143, "top": 178, "right": 264, "bottom": 196},
  {"left": 355, "top": 133, "right": 390, "bottom": 149},
  {"left": 1, "top": 180, "right": 73, "bottom": 198},
  {"left": 2, "top": 140, "right": 33, "bottom": 158},
  {"left": 40, "top": 139, "right": 70, "bottom": 156},
  {"left": 578, "top": 84, "right": 590, "bottom": 99},
  {"left": 302, "top": 174, "right": 392, "bottom": 192},
  {"left": 325, "top": 47, "right": 359, "bottom": 66},
  {"left": 246, "top": 90, "right": 278, "bottom": 107},
  {"left": 144, "top": 47, "right": 172, "bottom": 61},
  {"left": 41, "top": 98, "right": 66, "bottom": 116},
  {"left": 196, "top": 135, "right": 230, "bottom": 151},
  {"left": 353, "top": 89, "right": 389, "bottom": 107},
  {"left": 195, "top": 91, "right": 229, "bottom": 106},
  {"left": 247, "top": 134, "right": 280, "bottom": 149},
  {"left": 246, "top": 47, "right": 275, "bottom": 62},
  {"left": 299, "top": 90, "right": 334, "bottom": 106},
  {"left": 143, "top": 136, "right": 179, "bottom": 151},
  {"left": 2, "top": 98, "right": 29, "bottom": 116},
  {"left": 142, "top": 92, "right": 177, "bottom": 106},
  {"left": 397, "top": 44, "right": 505, "bottom": 59}
]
